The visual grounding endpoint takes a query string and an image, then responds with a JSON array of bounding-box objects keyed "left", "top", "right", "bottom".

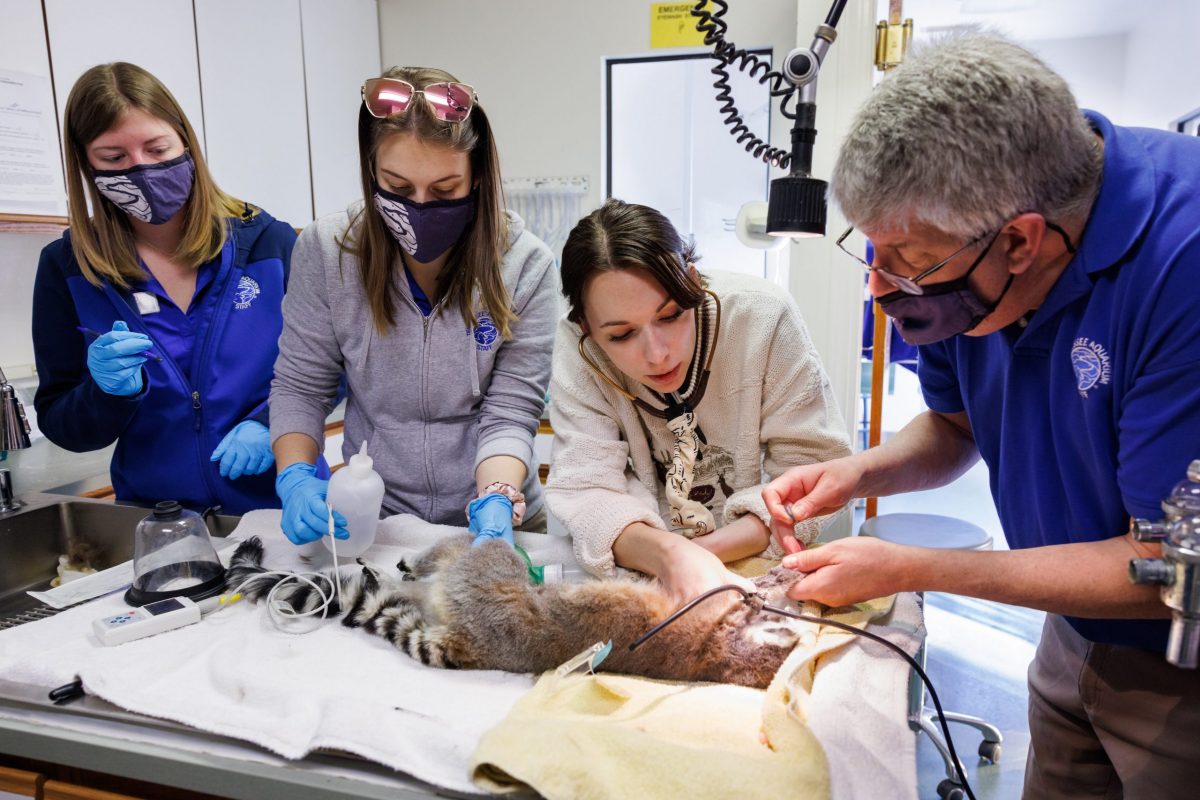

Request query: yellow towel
[
  {"left": 726, "top": 553, "right": 778, "bottom": 578},
  {"left": 470, "top": 590, "right": 896, "bottom": 800},
  {"left": 471, "top": 671, "right": 829, "bottom": 800}
]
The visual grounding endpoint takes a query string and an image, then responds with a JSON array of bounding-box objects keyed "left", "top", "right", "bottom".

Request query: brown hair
[
  {"left": 344, "top": 66, "right": 513, "bottom": 337},
  {"left": 560, "top": 199, "right": 703, "bottom": 325},
  {"left": 63, "top": 62, "right": 247, "bottom": 288}
]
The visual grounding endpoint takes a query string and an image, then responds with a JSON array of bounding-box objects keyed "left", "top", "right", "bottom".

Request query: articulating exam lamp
[
  {"left": 691, "top": 0, "right": 847, "bottom": 239},
  {"left": 766, "top": 0, "right": 847, "bottom": 238}
]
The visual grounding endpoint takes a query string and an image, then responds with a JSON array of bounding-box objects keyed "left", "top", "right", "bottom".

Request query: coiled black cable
[
  {"left": 630, "top": 584, "right": 979, "bottom": 800},
  {"left": 690, "top": 0, "right": 796, "bottom": 169}
]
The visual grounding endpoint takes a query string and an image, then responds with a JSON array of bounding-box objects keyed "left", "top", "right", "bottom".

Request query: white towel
[
  {"left": 0, "top": 510, "right": 574, "bottom": 795},
  {"left": 0, "top": 511, "right": 920, "bottom": 798},
  {"left": 798, "top": 594, "right": 923, "bottom": 800}
]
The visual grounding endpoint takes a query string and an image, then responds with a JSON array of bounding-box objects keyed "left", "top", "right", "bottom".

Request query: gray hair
[{"left": 830, "top": 32, "right": 1102, "bottom": 239}]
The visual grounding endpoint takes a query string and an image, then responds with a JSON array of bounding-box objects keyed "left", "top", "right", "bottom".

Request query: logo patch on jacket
[
  {"left": 234, "top": 276, "right": 261, "bottom": 310},
  {"left": 473, "top": 312, "right": 498, "bottom": 351},
  {"left": 1071, "top": 337, "right": 1111, "bottom": 397}
]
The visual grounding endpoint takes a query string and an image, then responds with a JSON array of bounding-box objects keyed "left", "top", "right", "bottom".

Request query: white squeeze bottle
[{"left": 325, "top": 442, "right": 385, "bottom": 559}]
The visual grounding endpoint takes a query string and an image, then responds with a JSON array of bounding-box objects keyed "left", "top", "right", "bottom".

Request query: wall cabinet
[
  {"left": 300, "top": 0, "right": 381, "bottom": 220},
  {"left": 4, "top": 0, "right": 380, "bottom": 226},
  {"left": 45, "top": 0, "right": 206, "bottom": 150},
  {"left": 0, "top": 0, "right": 66, "bottom": 218},
  {"left": 0, "top": 764, "right": 44, "bottom": 798},
  {"left": 194, "top": 0, "right": 312, "bottom": 226}
]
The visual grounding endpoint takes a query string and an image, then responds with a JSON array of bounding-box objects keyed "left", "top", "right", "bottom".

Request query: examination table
[{"left": 0, "top": 510, "right": 922, "bottom": 799}]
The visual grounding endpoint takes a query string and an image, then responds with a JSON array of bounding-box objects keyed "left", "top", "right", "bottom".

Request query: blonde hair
[
  {"left": 345, "top": 66, "right": 514, "bottom": 338},
  {"left": 63, "top": 62, "right": 249, "bottom": 288}
]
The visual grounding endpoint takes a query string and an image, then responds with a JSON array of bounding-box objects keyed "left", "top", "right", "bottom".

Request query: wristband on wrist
[{"left": 473, "top": 481, "right": 526, "bottom": 525}]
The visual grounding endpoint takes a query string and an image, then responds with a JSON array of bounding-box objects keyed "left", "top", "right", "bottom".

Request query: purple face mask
[
  {"left": 877, "top": 277, "right": 1015, "bottom": 346},
  {"left": 93, "top": 152, "right": 195, "bottom": 225},
  {"left": 373, "top": 183, "right": 475, "bottom": 263},
  {"left": 877, "top": 232, "right": 1007, "bottom": 346}
]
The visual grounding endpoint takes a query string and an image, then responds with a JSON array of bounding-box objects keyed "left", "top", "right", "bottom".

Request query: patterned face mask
[
  {"left": 372, "top": 182, "right": 475, "bottom": 263},
  {"left": 92, "top": 153, "right": 195, "bottom": 225}
]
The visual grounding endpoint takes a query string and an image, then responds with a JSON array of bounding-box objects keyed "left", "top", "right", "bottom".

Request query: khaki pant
[{"left": 1023, "top": 614, "right": 1200, "bottom": 799}]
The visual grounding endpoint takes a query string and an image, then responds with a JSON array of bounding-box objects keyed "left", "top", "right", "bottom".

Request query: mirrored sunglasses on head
[{"left": 361, "top": 77, "right": 476, "bottom": 123}]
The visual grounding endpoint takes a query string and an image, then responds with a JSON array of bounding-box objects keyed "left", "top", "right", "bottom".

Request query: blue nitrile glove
[
  {"left": 211, "top": 420, "right": 274, "bottom": 480},
  {"left": 468, "top": 493, "right": 515, "bottom": 548},
  {"left": 86, "top": 321, "right": 153, "bottom": 396},
  {"left": 276, "top": 462, "right": 348, "bottom": 545}
]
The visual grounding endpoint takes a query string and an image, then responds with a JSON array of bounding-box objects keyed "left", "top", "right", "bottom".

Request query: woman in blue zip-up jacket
[{"left": 32, "top": 62, "right": 299, "bottom": 516}]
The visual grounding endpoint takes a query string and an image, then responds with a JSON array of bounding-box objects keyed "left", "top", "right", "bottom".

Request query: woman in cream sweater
[{"left": 546, "top": 200, "right": 851, "bottom": 605}]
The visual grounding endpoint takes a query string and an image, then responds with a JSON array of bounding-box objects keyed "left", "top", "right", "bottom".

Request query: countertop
[
  {"left": 0, "top": 489, "right": 473, "bottom": 798},
  {"left": 3, "top": 439, "right": 115, "bottom": 496}
]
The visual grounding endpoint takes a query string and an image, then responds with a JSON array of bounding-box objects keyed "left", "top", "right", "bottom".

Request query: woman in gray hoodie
[{"left": 269, "top": 67, "right": 558, "bottom": 546}]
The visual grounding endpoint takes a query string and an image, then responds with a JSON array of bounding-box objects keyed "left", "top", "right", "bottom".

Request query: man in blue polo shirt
[{"left": 763, "top": 33, "right": 1200, "bottom": 797}]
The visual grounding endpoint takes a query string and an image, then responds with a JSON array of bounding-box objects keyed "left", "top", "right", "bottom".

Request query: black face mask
[
  {"left": 879, "top": 221, "right": 1079, "bottom": 346},
  {"left": 876, "top": 231, "right": 1007, "bottom": 346}
]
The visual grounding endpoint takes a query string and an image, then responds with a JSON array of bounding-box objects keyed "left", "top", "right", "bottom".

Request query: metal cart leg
[{"left": 907, "top": 638, "right": 1005, "bottom": 797}]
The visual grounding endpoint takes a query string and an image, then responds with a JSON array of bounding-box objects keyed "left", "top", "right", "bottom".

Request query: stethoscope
[{"left": 576, "top": 288, "right": 723, "bottom": 425}]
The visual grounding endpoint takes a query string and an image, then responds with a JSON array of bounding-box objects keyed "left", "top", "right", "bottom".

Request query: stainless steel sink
[{"left": 0, "top": 493, "right": 240, "bottom": 629}]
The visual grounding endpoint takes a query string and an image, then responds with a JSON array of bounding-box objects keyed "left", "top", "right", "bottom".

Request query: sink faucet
[
  {"left": 1, "top": 365, "right": 33, "bottom": 513},
  {"left": 0, "top": 469, "right": 17, "bottom": 513}
]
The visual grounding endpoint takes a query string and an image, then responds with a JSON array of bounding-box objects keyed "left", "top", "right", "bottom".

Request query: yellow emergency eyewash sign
[{"left": 651, "top": 3, "right": 706, "bottom": 48}]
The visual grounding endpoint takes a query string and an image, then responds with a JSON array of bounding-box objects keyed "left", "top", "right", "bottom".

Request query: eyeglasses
[
  {"left": 835, "top": 226, "right": 995, "bottom": 296},
  {"left": 361, "top": 78, "right": 476, "bottom": 123}
]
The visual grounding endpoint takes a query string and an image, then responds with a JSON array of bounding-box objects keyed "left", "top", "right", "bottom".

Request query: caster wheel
[
  {"left": 937, "top": 779, "right": 966, "bottom": 800},
  {"left": 979, "top": 740, "right": 1002, "bottom": 764}
]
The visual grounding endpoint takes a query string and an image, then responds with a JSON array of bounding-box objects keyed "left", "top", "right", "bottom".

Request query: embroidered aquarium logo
[
  {"left": 472, "top": 312, "right": 498, "bottom": 351},
  {"left": 234, "top": 276, "right": 261, "bottom": 310},
  {"left": 1071, "top": 337, "right": 1111, "bottom": 397}
]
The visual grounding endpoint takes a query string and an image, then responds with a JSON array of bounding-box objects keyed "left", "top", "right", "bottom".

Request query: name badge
[{"left": 134, "top": 292, "right": 161, "bottom": 315}]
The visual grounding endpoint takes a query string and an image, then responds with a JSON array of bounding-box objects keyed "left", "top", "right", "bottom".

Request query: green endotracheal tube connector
[
  {"left": 514, "top": 545, "right": 585, "bottom": 585},
  {"left": 514, "top": 545, "right": 544, "bottom": 585}
]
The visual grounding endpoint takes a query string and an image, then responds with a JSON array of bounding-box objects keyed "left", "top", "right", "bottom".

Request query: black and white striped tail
[
  {"left": 226, "top": 536, "right": 355, "bottom": 617},
  {"left": 339, "top": 584, "right": 458, "bottom": 668}
]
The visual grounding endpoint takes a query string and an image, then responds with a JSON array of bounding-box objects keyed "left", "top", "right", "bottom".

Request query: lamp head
[{"left": 766, "top": 174, "right": 827, "bottom": 238}]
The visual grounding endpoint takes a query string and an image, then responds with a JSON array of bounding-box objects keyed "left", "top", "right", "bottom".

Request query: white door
[
  {"left": 607, "top": 52, "right": 772, "bottom": 277},
  {"left": 194, "top": 0, "right": 312, "bottom": 226}
]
